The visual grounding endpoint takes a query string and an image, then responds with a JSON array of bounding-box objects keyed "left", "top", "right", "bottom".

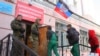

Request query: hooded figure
[{"left": 88, "top": 30, "right": 99, "bottom": 52}]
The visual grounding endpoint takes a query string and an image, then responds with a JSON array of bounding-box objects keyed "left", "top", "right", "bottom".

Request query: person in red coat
[{"left": 88, "top": 30, "right": 99, "bottom": 52}]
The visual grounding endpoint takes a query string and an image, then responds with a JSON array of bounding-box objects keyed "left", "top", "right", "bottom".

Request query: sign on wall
[
  {"left": 15, "top": 0, "right": 44, "bottom": 23},
  {"left": 0, "top": 1, "right": 13, "bottom": 15}
]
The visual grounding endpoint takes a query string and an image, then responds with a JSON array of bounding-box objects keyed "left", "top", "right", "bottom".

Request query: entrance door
[{"left": 25, "top": 23, "right": 32, "bottom": 56}]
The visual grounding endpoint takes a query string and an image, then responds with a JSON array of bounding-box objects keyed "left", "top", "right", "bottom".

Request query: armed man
[
  {"left": 31, "top": 18, "right": 41, "bottom": 54},
  {"left": 10, "top": 15, "right": 25, "bottom": 56}
]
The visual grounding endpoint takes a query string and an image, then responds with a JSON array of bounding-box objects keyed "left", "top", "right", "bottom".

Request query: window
[
  {"left": 47, "top": 0, "right": 75, "bottom": 5},
  {"left": 80, "top": 30, "right": 90, "bottom": 51},
  {"left": 48, "top": 0, "right": 58, "bottom": 4},
  {"left": 55, "top": 22, "right": 69, "bottom": 50},
  {"left": 73, "top": 0, "right": 77, "bottom": 7},
  {"left": 5, "top": 0, "right": 14, "bottom": 3}
]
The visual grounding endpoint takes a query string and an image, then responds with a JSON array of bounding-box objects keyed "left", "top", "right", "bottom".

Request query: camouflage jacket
[
  {"left": 11, "top": 19, "right": 24, "bottom": 39},
  {"left": 31, "top": 23, "right": 39, "bottom": 40}
]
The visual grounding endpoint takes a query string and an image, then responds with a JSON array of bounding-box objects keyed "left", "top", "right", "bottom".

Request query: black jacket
[
  {"left": 67, "top": 27, "right": 79, "bottom": 45},
  {"left": 47, "top": 30, "right": 54, "bottom": 40}
]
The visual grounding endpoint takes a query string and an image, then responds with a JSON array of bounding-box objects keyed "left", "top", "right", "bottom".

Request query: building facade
[{"left": 0, "top": 0, "right": 100, "bottom": 55}]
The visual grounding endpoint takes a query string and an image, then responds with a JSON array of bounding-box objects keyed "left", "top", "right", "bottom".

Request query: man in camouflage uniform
[
  {"left": 31, "top": 19, "right": 41, "bottom": 54},
  {"left": 10, "top": 15, "right": 25, "bottom": 56}
]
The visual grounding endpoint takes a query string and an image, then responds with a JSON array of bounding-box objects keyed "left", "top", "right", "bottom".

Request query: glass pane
[
  {"left": 40, "top": 0, "right": 43, "bottom": 1},
  {"left": 48, "top": 0, "right": 58, "bottom": 4},
  {"left": 80, "top": 30, "right": 89, "bottom": 51}
]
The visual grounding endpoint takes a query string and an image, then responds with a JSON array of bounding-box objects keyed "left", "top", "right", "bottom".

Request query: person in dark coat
[
  {"left": 66, "top": 24, "right": 80, "bottom": 56},
  {"left": 88, "top": 30, "right": 99, "bottom": 52},
  {"left": 10, "top": 15, "right": 25, "bottom": 56}
]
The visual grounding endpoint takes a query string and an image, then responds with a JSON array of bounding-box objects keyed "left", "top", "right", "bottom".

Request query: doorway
[
  {"left": 25, "top": 24, "right": 32, "bottom": 46},
  {"left": 23, "top": 21, "right": 33, "bottom": 56}
]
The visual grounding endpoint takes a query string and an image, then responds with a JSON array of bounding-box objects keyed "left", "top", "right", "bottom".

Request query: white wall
[
  {"left": 0, "top": 13, "right": 13, "bottom": 39},
  {"left": 0, "top": 1, "right": 15, "bottom": 39}
]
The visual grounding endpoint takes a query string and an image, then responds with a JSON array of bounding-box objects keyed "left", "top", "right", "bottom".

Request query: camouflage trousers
[
  {"left": 10, "top": 40, "right": 24, "bottom": 56},
  {"left": 31, "top": 38, "right": 39, "bottom": 53}
]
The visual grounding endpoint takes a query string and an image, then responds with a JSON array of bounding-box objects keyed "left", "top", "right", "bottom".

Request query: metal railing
[
  {"left": 56, "top": 44, "right": 91, "bottom": 56},
  {"left": 0, "top": 34, "right": 94, "bottom": 56},
  {"left": 55, "top": 32, "right": 91, "bottom": 56},
  {"left": 0, "top": 34, "right": 11, "bottom": 56},
  {"left": 0, "top": 34, "right": 38, "bottom": 56}
]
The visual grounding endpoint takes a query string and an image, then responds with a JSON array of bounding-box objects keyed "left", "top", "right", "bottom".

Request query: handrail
[
  {"left": 11, "top": 35, "right": 38, "bottom": 56},
  {"left": 79, "top": 44, "right": 91, "bottom": 48},
  {"left": 0, "top": 34, "right": 11, "bottom": 56},
  {"left": 0, "top": 34, "right": 38, "bottom": 56},
  {"left": 0, "top": 34, "right": 11, "bottom": 41},
  {"left": 58, "top": 44, "right": 91, "bottom": 48}
]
